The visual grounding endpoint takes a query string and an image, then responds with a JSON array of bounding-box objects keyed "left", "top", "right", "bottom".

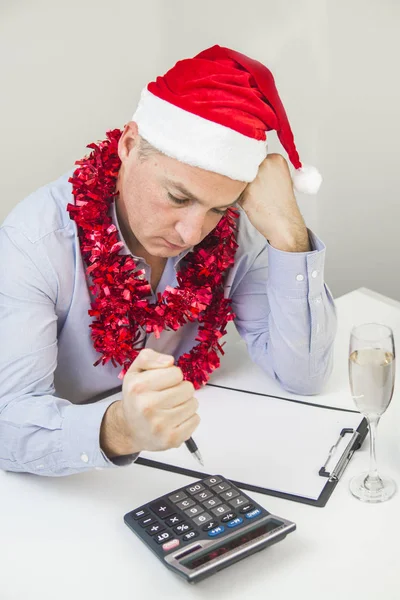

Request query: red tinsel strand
[{"left": 67, "top": 129, "right": 239, "bottom": 388}]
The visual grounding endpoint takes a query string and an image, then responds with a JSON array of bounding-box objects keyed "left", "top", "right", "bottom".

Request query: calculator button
[
  {"left": 202, "top": 520, "right": 219, "bottom": 531},
  {"left": 202, "top": 476, "right": 222, "bottom": 487},
  {"left": 208, "top": 525, "right": 225, "bottom": 537},
  {"left": 168, "top": 491, "right": 188, "bottom": 503},
  {"left": 182, "top": 531, "right": 199, "bottom": 542},
  {"left": 155, "top": 531, "right": 173, "bottom": 544},
  {"left": 194, "top": 489, "right": 213, "bottom": 502},
  {"left": 239, "top": 504, "right": 255, "bottom": 514},
  {"left": 146, "top": 523, "right": 166, "bottom": 536},
  {"left": 211, "top": 504, "right": 230, "bottom": 517},
  {"left": 211, "top": 482, "right": 231, "bottom": 493},
  {"left": 132, "top": 508, "right": 149, "bottom": 520},
  {"left": 149, "top": 500, "right": 175, "bottom": 519},
  {"left": 227, "top": 517, "right": 243, "bottom": 528},
  {"left": 229, "top": 496, "right": 249, "bottom": 509},
  {"left": 184, "top": 505, "right": 204, "bottom": 518},
  {"left": 245, "top": 508, "right": 262, "bottom": 520},
  {"left": 168, "top": 492, "right": 187, "bottom": 504},
  {"left": 203, "top": 497, "right": 221, "bottom": 509},
  {"left": 162, "top": 538, "right": 180, "bottom": 552},
  {"left": 176, "top": 498, "right": 195, "bottom": 510},
  {"left": 138, "top": 516, "right": 156, "bottom": 528},
  {"left": 221, "top": 512, "right": 236, "bottom": 523},
  {"left": 193, "top": 512, "right": 212, "bottom": 526},
  {"left": 165, "top": 514, "right": 182, "bottom": 527},
  {"left": 220, "top": 489, "right": 239, "bottom": 501},
  {"left": 186, "top": 483, "right": 205, "bottom": 495},
  {"left": 173, "top": 522, "right": 192, "bottom": 535}
]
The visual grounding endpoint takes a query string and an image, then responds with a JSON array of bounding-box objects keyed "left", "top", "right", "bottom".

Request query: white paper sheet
[{"left": 139, "top": 385, "right": 363, "bottom": 501}]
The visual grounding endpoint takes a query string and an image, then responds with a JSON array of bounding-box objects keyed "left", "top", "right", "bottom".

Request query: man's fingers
[
  {"left": 168, "top": 413, "right": 201, "bottom": 448},
  {"left": 125, "top": 365, "right": 185, "bottom": 395},
  {"left": 127, "top": 349, "right": 175, "bottom": 374}
]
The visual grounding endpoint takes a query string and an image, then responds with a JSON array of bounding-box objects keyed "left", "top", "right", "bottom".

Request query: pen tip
[{"left": 194, "top": 450, "right": 204, "bottom": 467}]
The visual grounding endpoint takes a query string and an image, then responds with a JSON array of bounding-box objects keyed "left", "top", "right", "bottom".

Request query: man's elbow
[{"left": 279, "top": 354, "right": 334, "bottom": 397}]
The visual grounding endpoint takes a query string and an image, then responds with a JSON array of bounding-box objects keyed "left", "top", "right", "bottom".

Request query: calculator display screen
[{"left": 182, "top": 519, "right": 283, "bottom": 570}]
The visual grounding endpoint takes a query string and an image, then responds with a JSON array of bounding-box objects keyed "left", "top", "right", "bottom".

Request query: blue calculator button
[
  {"left": 208, "top": 525, "right": 225, "bottom": 537},
  {"left": 227, "top": 517, "right": 243, "bottom": 528},
  {"left": 245, "top": 508, "right": 262, "bottom": 520}
]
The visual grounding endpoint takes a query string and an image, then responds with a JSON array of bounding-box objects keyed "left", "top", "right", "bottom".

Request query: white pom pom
[{"left": 293, "top": 164, "right": 322, "bottom": 195}]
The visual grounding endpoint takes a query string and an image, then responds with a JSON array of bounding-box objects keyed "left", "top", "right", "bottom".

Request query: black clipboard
[{"left": 134, "top": 383, "right": 369, "bottom": 508}]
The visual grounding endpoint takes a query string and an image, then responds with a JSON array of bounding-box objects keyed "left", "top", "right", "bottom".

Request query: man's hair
[{"left": 137, "top": 136, "right": 160, "bottom": 160}]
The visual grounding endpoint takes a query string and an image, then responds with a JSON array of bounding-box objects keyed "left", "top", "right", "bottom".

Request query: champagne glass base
[{"left": 349, "top": 471, "right": 397, "bottom": 503}]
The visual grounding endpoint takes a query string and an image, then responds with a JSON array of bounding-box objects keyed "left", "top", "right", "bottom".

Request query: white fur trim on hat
[{"left": 132, "top": 88, "right": 267, "bottom": 182}]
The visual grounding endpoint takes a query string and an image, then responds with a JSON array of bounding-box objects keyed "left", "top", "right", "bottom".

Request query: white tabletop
[{"left": 1, "top": 288, "right": 400, "bottom": 600}]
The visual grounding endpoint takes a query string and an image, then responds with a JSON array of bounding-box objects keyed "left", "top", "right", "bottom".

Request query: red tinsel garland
[{"left": 67, "top": 129, "right": 239, "bottom": 389}]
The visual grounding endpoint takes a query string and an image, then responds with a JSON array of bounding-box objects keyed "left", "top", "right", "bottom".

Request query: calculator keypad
[{"left": 127, "top": 475, "right": 265, "bottom": 554}]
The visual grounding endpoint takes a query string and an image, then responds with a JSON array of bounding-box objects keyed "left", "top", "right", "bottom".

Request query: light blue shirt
[{"left": 0, "top": 171, "right": 336, "bottom": 476}]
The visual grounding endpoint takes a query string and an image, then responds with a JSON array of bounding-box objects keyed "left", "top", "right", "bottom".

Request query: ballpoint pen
[{"left": 185, "top": 437, "right": 204, "bottom": 466}]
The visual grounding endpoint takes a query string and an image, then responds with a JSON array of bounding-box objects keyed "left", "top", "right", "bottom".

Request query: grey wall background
[{"left": 1, "top": 0, "right": 399, "bottom": 299}]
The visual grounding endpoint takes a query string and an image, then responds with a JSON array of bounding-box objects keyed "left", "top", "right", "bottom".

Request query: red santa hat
[{"left": 132, "top": 45, "right": 322, "bottom": 194}]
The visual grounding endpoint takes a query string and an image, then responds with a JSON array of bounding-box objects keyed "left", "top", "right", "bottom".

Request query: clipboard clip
[{"left": 319, "top": 428, "right": 361, "bottom": 482}]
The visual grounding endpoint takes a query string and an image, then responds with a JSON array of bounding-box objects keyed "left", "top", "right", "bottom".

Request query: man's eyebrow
[{"left": 166, "top": 181, "right": 245, "bottom": 209}]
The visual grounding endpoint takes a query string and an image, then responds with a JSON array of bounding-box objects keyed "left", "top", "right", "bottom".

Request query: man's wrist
[{"left": 100, "top": 400, "right": 139, "bottom": 458}]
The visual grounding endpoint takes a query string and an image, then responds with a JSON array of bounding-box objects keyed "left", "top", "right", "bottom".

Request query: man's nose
[{"left": 175, "top": 212, "right": 204, "bottom": 246}]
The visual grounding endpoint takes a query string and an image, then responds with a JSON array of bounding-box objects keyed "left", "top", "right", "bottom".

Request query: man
[{"left": 0, "top": 45, "right": 336, "bottom": 476}]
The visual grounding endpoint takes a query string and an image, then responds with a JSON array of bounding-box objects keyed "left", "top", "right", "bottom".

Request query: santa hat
[{"left": 132, "top": 45, "right": 322, "bottom": 194}]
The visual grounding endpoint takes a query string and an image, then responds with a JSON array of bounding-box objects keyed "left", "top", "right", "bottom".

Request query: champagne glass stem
[{"left": 365, "top": 417, "right": 382, "bottom": 491}]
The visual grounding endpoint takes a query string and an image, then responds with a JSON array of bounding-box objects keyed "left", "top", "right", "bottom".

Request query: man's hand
[
  {"left": 100, "top": 349, "right": 200, "bottom": 457},
  {"left": 239, "top": 154, "right": 310, "bottom": 252}
]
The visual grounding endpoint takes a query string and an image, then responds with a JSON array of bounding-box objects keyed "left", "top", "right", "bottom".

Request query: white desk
[{"left": 1, "top": 288, "right": 399, "bottom": 600}]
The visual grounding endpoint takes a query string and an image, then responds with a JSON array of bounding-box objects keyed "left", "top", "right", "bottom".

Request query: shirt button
[
  {"left": 311, "top": 270, "right": 318, "bottom": 278},
  {"left": 296, "top": 274, "right": 305, "bottom": 282},
  {"left": 80, "top": 453, "right": 89, "bottom": 463}
]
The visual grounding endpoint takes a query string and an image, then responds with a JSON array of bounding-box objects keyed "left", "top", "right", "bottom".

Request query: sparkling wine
[{"left": 349, "top": 348, "right": 395, "bottom": 417}]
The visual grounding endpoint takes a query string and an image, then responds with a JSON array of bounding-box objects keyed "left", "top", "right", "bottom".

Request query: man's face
[{"left": 116, "top": 123, "right": 248, "bottom": 259}]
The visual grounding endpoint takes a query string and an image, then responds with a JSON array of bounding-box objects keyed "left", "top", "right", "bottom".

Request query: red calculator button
[{"left": 162, "top": 538, "right": 180, "bottom": 552}]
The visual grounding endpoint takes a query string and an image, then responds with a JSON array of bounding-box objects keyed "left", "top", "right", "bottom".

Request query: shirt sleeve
[
  {"left": 0, "top": 225, "right": 138, "bottom": 476},
  {"left": 231, "top": 229, "right": 337, "bottom": 395}
]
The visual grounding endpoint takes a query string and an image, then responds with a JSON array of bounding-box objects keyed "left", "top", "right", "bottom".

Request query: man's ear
[{"left": 118, "top": 121, "right": 140, "bottom": 162}]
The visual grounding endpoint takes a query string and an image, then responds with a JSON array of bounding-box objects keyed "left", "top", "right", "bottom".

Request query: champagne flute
[{"left": 348, "top": 323, "right": 397, "bottom": 502}]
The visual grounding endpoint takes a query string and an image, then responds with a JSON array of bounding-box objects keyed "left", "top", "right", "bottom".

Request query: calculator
[{"left": 124, "top": 475, "right": 296, "bottom": 583}]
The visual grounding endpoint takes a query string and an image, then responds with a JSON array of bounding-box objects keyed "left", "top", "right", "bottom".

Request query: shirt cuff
[
  {"left": 267, "top": 229, "right": 326, "bottom": 299},
  {"left": 61, "top": 398, "right": 139, "bottom": 470}
]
